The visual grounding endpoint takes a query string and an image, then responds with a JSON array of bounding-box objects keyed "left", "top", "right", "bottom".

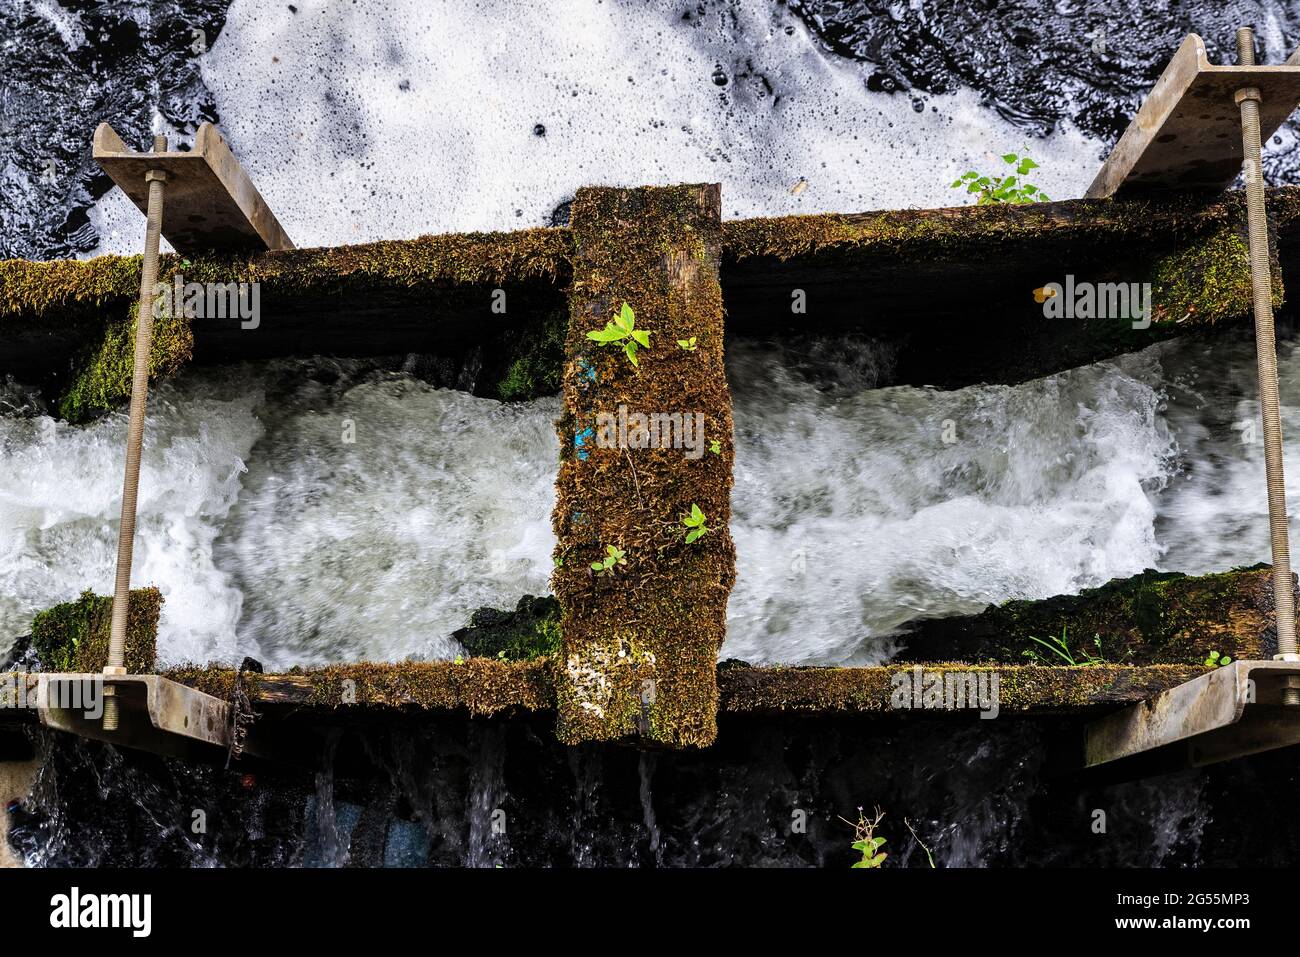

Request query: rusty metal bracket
[{"left": 1084, "top": 660, "right": 1300, "bottom": 769}]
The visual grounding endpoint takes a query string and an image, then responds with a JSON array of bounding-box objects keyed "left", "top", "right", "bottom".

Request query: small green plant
[
  {"left": 1204, "top": 649, "right": 1234, "bottom": 668},
  {"left": 681, "top": 503, "right": 709, "bottom": 544},
  {"left": 708, "top": 438, "right": 721, "bottom": 455},
  {"left": 904, "top": 817, "right": 936, "bottom": 869},
  {"left": 844, "top": 807, "right": 887, "bottom": 869},
  {"left": 453, "top": 655, "right": 465, "bottom": 665},
  {"left": 590, "top": 544, "right": 627, "bottom": 577},
  {"left": 951, "top": 152, "right": 1049, "bottom": 205},
  {"left": 677, "top": 336, "right": 698, "bottom": 351},
  {"left": 1022, "top": 625, "right": 1106, "bottom": 666},
  {"left": 587, "top": 302, "right": 651, "bottom": 367}
]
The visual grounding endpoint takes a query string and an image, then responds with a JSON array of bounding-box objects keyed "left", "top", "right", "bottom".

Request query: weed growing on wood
[
  {"left": 587, "top": 301, "right": 651, "bottom": 367},
  {"left": 951, "top": 152, "right": 1049, "bottom": 205},
  {"left": 590, "top": 544, "right": 627, "bottom": 577},
  {"left": 1022, "top": 625, "right": 1106, "bottom": 666},
  {"left": 681, "top": 503, "right": 709, "bottom": 544}
]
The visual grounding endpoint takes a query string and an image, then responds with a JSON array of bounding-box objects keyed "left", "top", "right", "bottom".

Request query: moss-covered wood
[
  {"left": 29, "top": 588, "right": 161, "bottom": 673},
  {"left": 716, "top": 663, "right": 1205, "bottom": 715},
  {"left": 163, "top": 659, "right": 554, "bottom": 716},
  {"left": 895, "top": 566, "right": 1281, "bottom": 666},
  {"left": 143, "top": 660, "right": 1205, "bottom": 719},
  {"left": 551, "top": 184, "right": 735, "bottom": 748},
  {"left": 7, "top": 187, "right": 1300, "bottom": 420},
  {"left": 451, "top": 595, "right": 561, "bottom": 660}
]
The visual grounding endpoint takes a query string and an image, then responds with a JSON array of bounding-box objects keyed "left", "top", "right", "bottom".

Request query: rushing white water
[
  {"left": 88, "top": 0, "right": 1101, "bottom": 254},
  {"left": 3, "top": 331, "right": 1298, "bottom": 668},
  {"left": 0, "top": 360, "right": 557, "bottom": 669},
  {"left": 724, "top": 340, "right": 1178, "bottom": 664}
]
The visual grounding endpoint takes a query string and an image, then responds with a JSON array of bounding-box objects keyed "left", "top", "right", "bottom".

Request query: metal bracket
[
  {"left": 1084, "top": 659, "right": 1300, "bottom": 769},
  {"left": 34, "top": 673, "right": 233, "bottom": 760},
  {"left": 1087, "top": 33, "right": 1300, "bottom": 198},
  {"left": 93, "top": 121, "right": 293, "bottom": 254}
]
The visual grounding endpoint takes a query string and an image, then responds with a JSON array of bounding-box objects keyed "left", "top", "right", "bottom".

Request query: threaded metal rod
[
  {"left": 104, "top": 135, "right": 168, "bottom": 730},
  {"left": 1236, "top": 27, "right": 1300, "bottom": 702}
]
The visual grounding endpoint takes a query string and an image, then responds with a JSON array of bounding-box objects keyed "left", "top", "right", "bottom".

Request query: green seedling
[
  {"left": 590, "top": 544, "right": 627, "bottom": 577},
  {"left": 1022, "top": 625, "right": 1106, "bottom": 667},
  {"left": 951, "top": 152, "right": 1049, "bottom": 205},
  {"left": 1204, "top": 649, "right": 1234, "bottom": 668},
  {"left": 677, "top": 336, "right": 698, "bottom": 351},
  {"left": 709, "top": 439, "right": 721, "bottom": 455},
  {"left": 587, "top": 302, "right": 651, "bottom": 367},
  {"left": 681, "top": 503, "right": 709, "bottom": 544},
  {"left": 846, "top": 807, "right": 888, "bottom": 869}
]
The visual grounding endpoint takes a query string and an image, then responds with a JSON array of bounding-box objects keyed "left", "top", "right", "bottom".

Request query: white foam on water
[{"left": 90, "top": 0, "right": 1100, "bottom": 254}]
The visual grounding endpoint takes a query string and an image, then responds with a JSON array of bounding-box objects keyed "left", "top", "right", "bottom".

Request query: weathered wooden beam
[
  {"left": 143, "top": 662, "right": 1203, "bottom": 718},
  {"left": 8, "top": 188, "right": 1300, "bottom": 419},
  {"left": 551, "top": 184, "right": 735, "bottom": 747}
]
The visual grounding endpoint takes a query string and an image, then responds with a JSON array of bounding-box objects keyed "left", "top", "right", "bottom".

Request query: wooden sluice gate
[{"left": 8, "top": 29, "right": 1300, "bottom": 777}]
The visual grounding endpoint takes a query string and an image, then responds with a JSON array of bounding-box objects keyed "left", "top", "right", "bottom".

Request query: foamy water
[
  {"left": 4, "top": 333, "right": 1296, "bottom": 669},
  {"left": 89, "top": 0, "right": 1101, "bottom": 253},
  {"left": 0, "top": 360, "right": 557, "bottom": 669}
]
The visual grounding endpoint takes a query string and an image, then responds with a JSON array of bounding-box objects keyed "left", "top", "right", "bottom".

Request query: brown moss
[
  {"left": 717, "top": 663, "right": 1205, "bottom": 714},
  {"left": 164, "top": 659, "right": 555, "bottom": 716},
  {"left": 161, "top": 659, "right": 1206, "bottom": 718},
  {"left": 0, "top": 228, "right": 571, "bottom": 320},
  {"left": 30, "top": 588, "right": 161, "bottom": 673},
  {"left": 551, "top": 184, "right": 735, "bottom": 748}
]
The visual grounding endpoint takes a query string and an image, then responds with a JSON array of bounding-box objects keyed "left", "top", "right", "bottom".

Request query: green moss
[
  {"left": 57, "top": 303, "right": 194, "bottom": 423},
  {"left": 1147, "top": 226, "right": 1276, "bottom": 324},
  {"left": 452, "top": 595, "right": 562, "bottom": 660},
  {"left": 30, "top": 588, "right": 161, "bottom": 673},
  {"left": 897, "top": 565, "right": 1275, "bottom": 666},
  {"left": 492, "top": 305, "right": 568, "bottom": 401}
]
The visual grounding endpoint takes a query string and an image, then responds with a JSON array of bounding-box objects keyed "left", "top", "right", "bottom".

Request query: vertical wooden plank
[{"left": 552, "top": 184, "right": 734, "bottom": 747}]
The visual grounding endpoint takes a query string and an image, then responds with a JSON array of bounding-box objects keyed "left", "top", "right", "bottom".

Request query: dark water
[
  {"left": 0, "top": 0, "right": 228, "bottom": 259},
  {"left": 13, "top": 714, "right": 1300, "bottom": 867},
  {"left": 792, "top": 0, "right": 1300, "bottom": 177}
]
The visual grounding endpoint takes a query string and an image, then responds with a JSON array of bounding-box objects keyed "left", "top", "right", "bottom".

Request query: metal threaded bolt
[
  {"left": 104, "top": 135, "right": 168, "bottom": 730},
  {"left": 1235, "top": 27, "right": 1300, "bottom": 703}
]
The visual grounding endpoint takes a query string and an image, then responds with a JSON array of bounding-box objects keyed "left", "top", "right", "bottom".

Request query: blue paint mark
[{"left": 574, "top": 426, "right": 594, "bottom": 461}]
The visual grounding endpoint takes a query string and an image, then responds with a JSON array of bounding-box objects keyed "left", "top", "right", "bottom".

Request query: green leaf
[
  {"left": 1001, "top": 153, "right": 1018, "bottom": 164},
  {"left": 685, "top": 527, "right": 704, "bottom": 544},
  {"left": 624, "top": 342, "right": 639, "bottom": 366},
  {"left": 1222, "top": 655, "right": 1233, "bottom": 665},
  {"left": 690, "top": 503, "right": 704, "bottom": 523},
  {"left": 591, "top": 561, "right": 605, "bottom": 571},
  {"left": 632, "top": 329, "right": 650, "bottom": 348},
  {"left": 587, "top": 326, "right": 625, "bottom": 343}
]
